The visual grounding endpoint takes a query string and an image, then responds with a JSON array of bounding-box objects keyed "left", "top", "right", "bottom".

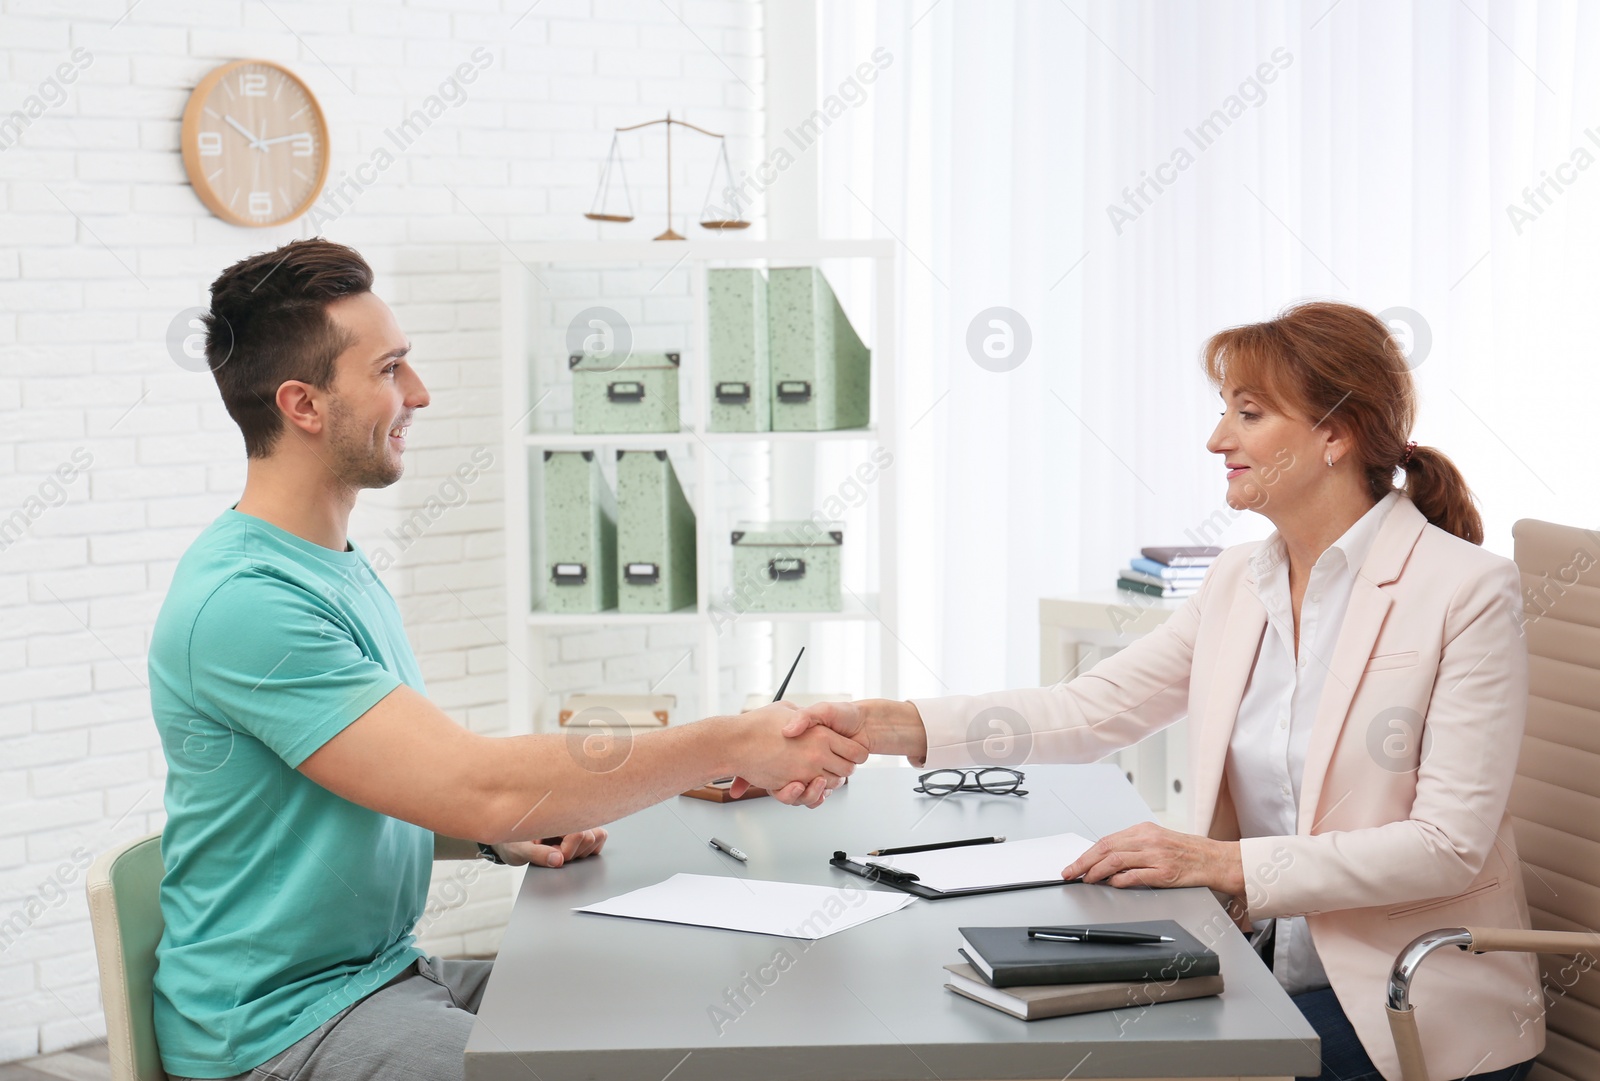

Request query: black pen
[
  {"left": 773, "top": 646, "right": 804, "bottom": 701},
  {"left": 1027, "top": 927, "right": 1174, "bottom": 944},
  {"left": 867, "top": 835, "right": 1005, "bottom": 857}
]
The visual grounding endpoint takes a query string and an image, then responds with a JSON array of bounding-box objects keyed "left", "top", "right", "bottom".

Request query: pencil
[{"left": 867, "top": 835, "right": 1005, "bottom": 857}]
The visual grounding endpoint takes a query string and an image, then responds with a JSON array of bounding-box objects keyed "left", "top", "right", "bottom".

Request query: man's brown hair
[{"left": 203, "top": 239, "right": 374, "bottom": 458}]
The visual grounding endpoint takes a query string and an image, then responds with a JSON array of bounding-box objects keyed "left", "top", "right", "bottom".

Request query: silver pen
[{"left": 708, "top": 837, "right": 748, "bottom": 862}]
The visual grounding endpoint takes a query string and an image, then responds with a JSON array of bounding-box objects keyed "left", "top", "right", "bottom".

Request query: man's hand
[
  {"left": 761, "top": 699, "right": 930, "bottom": 804},
  {"left": 493, "top": 828, "right": 607, "bottom": 868},
  {"left": 1060, "top": 822, "right": 1243, "bottom": 893},
  {"left": 723, "top": 702, "right": 868, "bottom": 808},
  {"left": 782, "top": 700, "right": 869, "bottom": 746}
]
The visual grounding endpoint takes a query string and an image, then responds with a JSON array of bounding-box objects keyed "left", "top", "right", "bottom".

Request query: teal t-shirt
[{"left": 148, "top": 509, "right": 432, "bottom": 1077}]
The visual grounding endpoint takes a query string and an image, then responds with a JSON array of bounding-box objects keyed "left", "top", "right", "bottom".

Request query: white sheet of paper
[
  {"left": 854, "top": 831, "right": 1095, "bottom": 892},
  {"left": 575, "top": 873, "right": 917, "bottom": 939}
]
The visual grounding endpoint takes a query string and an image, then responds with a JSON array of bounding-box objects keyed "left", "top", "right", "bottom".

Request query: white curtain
[{"left": 815, "top": 0, "right": 1600, "bottom": 697}]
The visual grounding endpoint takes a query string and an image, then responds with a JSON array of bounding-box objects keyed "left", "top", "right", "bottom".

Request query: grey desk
[{"left": 466, "top": 765, "right": 1319, "bottom": 1081}]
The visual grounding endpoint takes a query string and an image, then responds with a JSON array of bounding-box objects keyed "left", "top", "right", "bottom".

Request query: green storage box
[
  {"left": 707, "top": 268, "right": 770, "bottom": 432},
  {"left": 729, "top": 521, "right": 843, "bottom": 612},
  {"left": 571, "top": 351, "right": 682, "bottom": 434},
  {"left": 768, "top": 267, "right": 870, "bottom": 431},
  {"left": 616, "top": 449, "right": 697, "bottom": 613},
  {"left": 542, "top": 450, "right": 617, "bottom": 613}
]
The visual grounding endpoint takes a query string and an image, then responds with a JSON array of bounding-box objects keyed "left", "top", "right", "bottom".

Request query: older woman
[{"left": 778, "top": 302, "right": 1538, "bottom": 1081}]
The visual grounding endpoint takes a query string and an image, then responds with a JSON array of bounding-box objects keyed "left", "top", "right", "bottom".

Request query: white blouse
[{"left": 1225, "top": 490, "right": 1400, "bottom": 995}]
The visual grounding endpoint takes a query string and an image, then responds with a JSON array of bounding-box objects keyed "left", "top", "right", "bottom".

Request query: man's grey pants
[{"left": 177, "top": 955, "right": 493, "bottom": 1081}]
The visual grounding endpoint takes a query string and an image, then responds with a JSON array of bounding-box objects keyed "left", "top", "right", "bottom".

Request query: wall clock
[{"left": 180, "top": 59, "right": 330, "bottom": 228}]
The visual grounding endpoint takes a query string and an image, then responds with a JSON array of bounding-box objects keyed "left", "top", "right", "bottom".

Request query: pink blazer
[{"left": 914, "top": 496, "right": 1541, "bottom": 1080}]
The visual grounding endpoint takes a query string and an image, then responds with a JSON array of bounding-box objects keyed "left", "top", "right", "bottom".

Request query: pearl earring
[{"left": 1326, "top": 453, "right": 1334, "bottom": 468}]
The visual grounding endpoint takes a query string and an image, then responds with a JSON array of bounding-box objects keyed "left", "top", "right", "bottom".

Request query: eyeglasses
[{"left": 914, "top": 767, "right": 1027, "bottom": 797}]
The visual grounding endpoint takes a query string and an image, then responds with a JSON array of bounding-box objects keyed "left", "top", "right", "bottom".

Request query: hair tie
[{"left": 1400, "top": 440, "right": 1418, "bottom": 466}]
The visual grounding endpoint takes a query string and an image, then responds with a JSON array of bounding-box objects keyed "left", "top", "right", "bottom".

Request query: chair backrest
[
  {"left": 86, "top": 833, "right": 167, "bottom": 1081},
  {"left": 1510, "top": 519, "right": 1600, "bottom": 1080}
]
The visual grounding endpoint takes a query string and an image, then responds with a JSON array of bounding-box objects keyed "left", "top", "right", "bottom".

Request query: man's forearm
[
  {"left": 474, "top": 717, "right": 736, "bottom": 843},
  {"left": 301, "top": 688, "right": 860, "bottom": 845}
]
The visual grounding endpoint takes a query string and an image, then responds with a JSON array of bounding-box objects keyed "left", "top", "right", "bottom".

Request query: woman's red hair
[{"left": 1202, "top": 301, "right": 1483, "bottom": 545}]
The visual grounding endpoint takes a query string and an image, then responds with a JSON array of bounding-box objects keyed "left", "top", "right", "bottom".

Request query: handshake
[{"left": 716, "top": 698, "right": 930, "bottom": 808}]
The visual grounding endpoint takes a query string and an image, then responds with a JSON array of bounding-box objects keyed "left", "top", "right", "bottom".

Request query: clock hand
[
  {"left": 223, "top": 114, "right": 262, "bottom": 150},
  {"left": 256, "top": 131, "right": 311, "bottom": 147}
]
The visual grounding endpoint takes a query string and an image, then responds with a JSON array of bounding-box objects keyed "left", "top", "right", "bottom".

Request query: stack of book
[
  {"left": 1116, "top": 545, "right": 1221, "bottom": 599},
  {"left": 944, "top": 922, "right": 1224, "bottom": 1021}
]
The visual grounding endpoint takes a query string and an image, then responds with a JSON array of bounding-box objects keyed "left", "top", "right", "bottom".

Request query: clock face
[{"left": 181, "top": 60, "right": 330, "bottom": 227}]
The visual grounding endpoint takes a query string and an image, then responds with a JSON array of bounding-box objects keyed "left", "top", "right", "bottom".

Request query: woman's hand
[
  {"left": 721, "top": 702, "right": 869, "bottom": 807},
  {"left": 1061, "top": 822, "right": 1243, "bottom": 893},
  {"left": 493, "top": 828, "right": 608, "bottom": 868},
  {"left": 757, "top": 700, "right": 933, "bottom": 803}
]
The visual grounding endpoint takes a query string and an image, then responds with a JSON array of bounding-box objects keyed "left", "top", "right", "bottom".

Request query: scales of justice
[{"left": 584, "top": 112, "right": 750, "bottom": 240}]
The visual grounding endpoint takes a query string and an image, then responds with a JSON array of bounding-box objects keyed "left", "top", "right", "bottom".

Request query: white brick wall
[{"left": 0, "top": 0, "right": 764, "bottom": 1060}]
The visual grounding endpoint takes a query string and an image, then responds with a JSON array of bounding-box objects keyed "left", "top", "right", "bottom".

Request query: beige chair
[
  {"left": 87, "top": 832, "right": 168, "bottom": 1081},
  {"left": 84, "top": 832, "right": 487, "bottom": 1081},
  {"left": 1386, "top": 518, "right": 1600, "bottom": 1080}
]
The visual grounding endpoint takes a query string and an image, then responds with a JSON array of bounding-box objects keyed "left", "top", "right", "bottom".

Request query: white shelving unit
[{"left": 500, "top": 239, "right": 899, "bottom": 735}]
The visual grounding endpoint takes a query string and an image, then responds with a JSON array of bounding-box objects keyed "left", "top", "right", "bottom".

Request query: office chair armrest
[
  {"left": 1460, "top": 925, "right": 1600, "bottom": 956},
  {"left": 1385, "top": 1004, "right": 1431, "bottom": 1081},
  {"left": 1387, "top": 926, "right": 1600, "bottom": 1012},
  {"left": 1384, "top": 926, "right": 1600, "bottom": 1081}
]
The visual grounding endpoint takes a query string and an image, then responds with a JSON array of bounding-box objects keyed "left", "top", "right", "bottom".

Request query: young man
[{"left": 148, "top": 239, "right": 866, "bottom": 1080}]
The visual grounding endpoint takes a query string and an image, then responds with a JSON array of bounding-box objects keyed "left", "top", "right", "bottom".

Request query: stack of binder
[
  {"left": 768, "top": 266, "right": 870, "bottom": 432},
  {"left": 1116, "top": 545, "right": 1220, "bottom": 599},
  {"left": 615, "top": 450, "right": 696, "bottom": 613},
  {"left": 945, "top": 922, "right": 1224, "bottom": 1021},
  {"left": 542, "top": 450, "right": 617, "bottom": 614},
  {"left": 706, "top": 266, "right": 871, "bottom": 432},
  {"left": 707, "top": 268, "right": 770, "bottom": 432},
  {"left": 542, "top": 449, "right": 697, "bottom": 613}
]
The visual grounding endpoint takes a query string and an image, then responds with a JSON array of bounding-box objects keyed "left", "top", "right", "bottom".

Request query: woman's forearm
[{"left": 860, "top": 698, "right": 929, "bottom": 763}]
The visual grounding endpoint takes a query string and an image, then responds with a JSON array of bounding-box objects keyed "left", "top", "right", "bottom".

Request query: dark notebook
[{"left": 957, "top": 921, "right": 1220, "bottom": 988}]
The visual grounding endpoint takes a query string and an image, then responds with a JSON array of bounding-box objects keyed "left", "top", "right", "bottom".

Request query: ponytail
[{"left": 1398, "top": 445, "right": 1483, "bottom": 546}]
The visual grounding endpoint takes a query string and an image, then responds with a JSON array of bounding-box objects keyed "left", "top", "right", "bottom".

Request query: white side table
[{"left": 1039, "top": 589, "right": 1192, "bottom": 831}]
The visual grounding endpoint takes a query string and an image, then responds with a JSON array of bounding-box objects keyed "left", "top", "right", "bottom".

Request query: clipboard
[{"left": 829, "top": 852, "right": 1068, "bottom": 900}]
